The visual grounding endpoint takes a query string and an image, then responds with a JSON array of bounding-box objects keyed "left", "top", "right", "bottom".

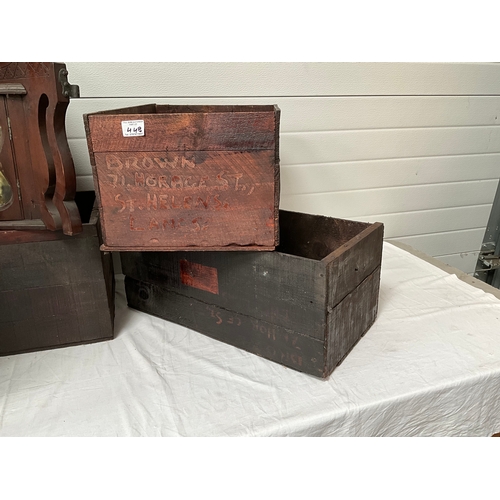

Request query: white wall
[{"left": 65, "top": 62, "right": 500, "bottom": 274}]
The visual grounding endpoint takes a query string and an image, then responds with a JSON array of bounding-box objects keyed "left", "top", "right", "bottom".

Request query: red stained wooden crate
[{"left": 83, "top": 104, "right": 280, "bottom": 252}]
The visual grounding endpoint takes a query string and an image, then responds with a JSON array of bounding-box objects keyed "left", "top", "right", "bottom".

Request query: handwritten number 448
[{"left": 127, "top": 126, "right": 142, "bottom": 134}]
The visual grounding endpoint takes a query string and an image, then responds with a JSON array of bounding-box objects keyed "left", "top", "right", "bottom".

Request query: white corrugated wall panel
[
  {"left": 65, "top": 62, "right": 500, "bottom": 273},
  {"left": 65, "top": 96, "right": 500, "bottom": 135},
  {"left": 66, "top": 62, "right": 500, "bottom": 97}
]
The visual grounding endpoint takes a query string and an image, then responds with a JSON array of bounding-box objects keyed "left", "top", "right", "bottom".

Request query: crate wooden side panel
[
  {"left": 121, "top": 210, "right": 384, "bottom": 377},
  {"left": 120, "top": 211, "right": 384, "bottom": 342},
  {"left": 124, "top": 267, "right": 381, "bottom": 379},
  {"left": 93, "top": 150, "right": 277, "bottom": 249},
  {"left": 86, "top": 110, "right": 277, "bottom": 153},
  {"left": 277, "top": 211, "right": 373, "bottom": 261},
  {"left": 83, "top": 104, "right": 280, "bottom": 251},
  {"left": 125, "top": 277, "right": 326, "bottom": 377},
  {"left": 325, "top": 266, "right": 381, "bottom": 376},
  {"left": 326, "top": 223, "right": 384, "bottom": 309},
  {"left": 0, "top": 214, "right": 115, "bottom": 356},
  {"left": 121, "top": 248, "right": 328, "bottom": 340}
]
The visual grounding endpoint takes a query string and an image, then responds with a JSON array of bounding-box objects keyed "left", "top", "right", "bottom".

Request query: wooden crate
[
  {"left": 0, "top": 193, "right": 115, "bottom": 356},
  {"left": 83, "top": 104, "right": 280, "bottom": 252},
  {"left": 121, "top": 211, "right": 384, "bottom": 378}
]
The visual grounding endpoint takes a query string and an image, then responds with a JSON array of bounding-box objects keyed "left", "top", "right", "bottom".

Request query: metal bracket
[
  {"left": 478, "top": 250, "right": 500, "bottom": 270},
  {"left": 58, "top": 68, "right": 80, "bottom": 98}
]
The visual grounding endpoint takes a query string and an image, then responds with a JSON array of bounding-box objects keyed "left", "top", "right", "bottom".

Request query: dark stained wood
[
  {"left": 84, "top": 104, "right": 280, "bottom": 251},
  {"left": 125, "top": 277, "right": 325, "bottom": 377},
  {"left": 277, "top": 211, "right": 372, "bottom": 260},
  {"left": 326, "top": 267, "right": 381, "bottom": 375},
  {"left": 121, "top": 245, "right": 326, "bottom": 340},
  {"left": 0, "top": 228, "right": 79, "bottom": 245},
  {"left": 326, "top": 223, "right": 384, "bottom": 309},
  {"left": 0, "top": 219, "right": 48, "bottom": 231},
  {"left": 122, "top": 210, "right": 384, "bottom": 378},
  {"left": 0, "top": 62, "right": 81, "bottom": 235},
  {"left": 0, "top": 193, "right": 114, "bottom": 356}
]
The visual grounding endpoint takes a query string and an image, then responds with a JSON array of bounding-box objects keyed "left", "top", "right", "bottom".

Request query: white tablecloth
[{"left": 2, "top": 242, "right": 500, "bottom": 436}]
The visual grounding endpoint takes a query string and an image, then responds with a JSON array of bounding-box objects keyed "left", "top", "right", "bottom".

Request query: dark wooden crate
[
  {"left": 83, "top": 104, "right": 280, "bottom": 252},
  {"left": 121, "top": 210, "right": 384, "bottom": 378},
  {"left": 0, "top": 192, "right": 115, "bottom": 356}
]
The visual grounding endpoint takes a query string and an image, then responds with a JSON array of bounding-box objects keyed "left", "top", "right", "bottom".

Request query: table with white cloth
[{"left": 1, "top": 242, "right": 500, "bottom": 437}]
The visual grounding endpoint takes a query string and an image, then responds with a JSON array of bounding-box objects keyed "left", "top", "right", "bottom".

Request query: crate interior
[{"left": 276, "top": 210, "right": 372, "bottom": 261}]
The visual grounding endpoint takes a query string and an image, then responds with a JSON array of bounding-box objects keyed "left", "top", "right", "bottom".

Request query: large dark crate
[
  {"left": 121, "top": 210, "right": 383, "bottom": 378},
  {"left": 0, "top": 193, "right": 115, "bottom": 356}
]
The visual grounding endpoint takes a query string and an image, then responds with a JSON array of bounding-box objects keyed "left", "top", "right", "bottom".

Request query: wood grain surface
[
  {"left": 84, "top": 104, "right": 280, "bottom": 250},
  {"left": 122, "top": 210, "right": 384, "bottom": 378},
  {"left": 0, "top": 195, "right": 114, "bottom": 356}
]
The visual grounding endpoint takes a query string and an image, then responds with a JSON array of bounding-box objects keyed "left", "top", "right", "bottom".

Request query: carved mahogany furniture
[
  {"left": 0, "top": 63, "right": 115, "bottom": 356},
  {"left": 84, "top": 104, "right": 280, "bottom": 251},
  {"left": 0, "top": 62, "right": 81, "bottom": 235}
]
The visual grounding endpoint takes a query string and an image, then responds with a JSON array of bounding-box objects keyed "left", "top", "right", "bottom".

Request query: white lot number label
[{"left": 121, "top": 120, "right": 145, "bottom": 137}]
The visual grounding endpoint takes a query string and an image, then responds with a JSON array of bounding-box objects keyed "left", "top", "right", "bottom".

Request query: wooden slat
[
  {"left": 121, "top": 246, "right": 327, "bottom": 340},
  {"left": 0, "top": 219, "right": 47, "bottom": 230},
  {"left": 327, "top": 267, "right": 381, "bottom": 376},
  {"left": 65, "top": 62, "right": 500, "bottom": 98},
  {"left": 87, "top": 110, "right": 276, "bottom": 153},
  {"left": 124, "top": 277, "right": 326, "bottom": 378},
  {"left": 326, "top": 224, "right": 384, "bottom": 310}
]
